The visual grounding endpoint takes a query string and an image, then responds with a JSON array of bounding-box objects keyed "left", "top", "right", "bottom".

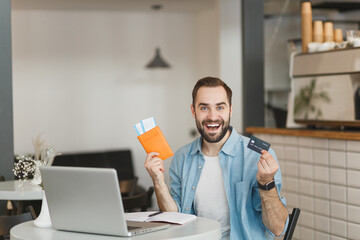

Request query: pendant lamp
[{"left": 146, "top": 4, "right": 171, "bottom": 69}]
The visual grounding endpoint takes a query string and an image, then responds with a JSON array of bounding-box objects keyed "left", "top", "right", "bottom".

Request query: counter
[{"left": 246, "top": 127, "right": 360, "bottom": 240}]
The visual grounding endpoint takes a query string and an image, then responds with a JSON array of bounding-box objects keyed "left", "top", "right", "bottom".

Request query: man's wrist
[{"left": 257, "top": 178, "right": 275, "bottom": 191}]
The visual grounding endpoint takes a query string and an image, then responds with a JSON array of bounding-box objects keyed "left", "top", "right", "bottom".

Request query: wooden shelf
[{"left": 245, "top": 127, "right": 360, "bottom": 140}]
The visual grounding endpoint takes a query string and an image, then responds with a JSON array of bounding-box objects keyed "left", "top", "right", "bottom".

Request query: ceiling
[
  {"left": 265, "top": 0, "right": 360, "bottom": 16},
  {"left": 11, "top": 0, "right": 217, "bottom": 12}
]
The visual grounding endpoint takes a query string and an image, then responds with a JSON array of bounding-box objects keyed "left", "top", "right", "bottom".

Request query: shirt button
[
  {"left": 186, "top": 207, "right": 189, "bottom": 211},
  {"left": 198, "top": 165, "right": 202, "bottom": 169},
  {"left": 192, "top": 186, "right": 195, "bottom": 190}
]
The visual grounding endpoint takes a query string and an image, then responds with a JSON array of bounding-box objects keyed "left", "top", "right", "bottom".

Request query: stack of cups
[
  {"left": 313, "top": 21, "right": 323, "bottom": 43},
  {"left": 324, "top": 22, "right": 334, "bottom": 42},
  {"left": 334, "top": 29, "right": 343, "bottom": 43},
  {"left": 301, "top": 1, "right": 312, "bottom": 53}
]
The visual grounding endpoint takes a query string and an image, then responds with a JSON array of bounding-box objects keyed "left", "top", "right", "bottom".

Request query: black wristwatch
[{"left": 257, "top": 179, "right": 275, "bottom": 191}]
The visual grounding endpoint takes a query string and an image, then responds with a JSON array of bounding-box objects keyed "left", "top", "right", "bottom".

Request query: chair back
[
  {"left": 283, "top": 208, "right": 301, "bottom": 240},
  {"left": 119, "top": 177, "right": 138, "bottom": 197},
  {"left": 0, "top": 212, "right": 33, "bottom": 238},
  {"left": 122, "top": 187, "right": 154, "bottom": 212}
]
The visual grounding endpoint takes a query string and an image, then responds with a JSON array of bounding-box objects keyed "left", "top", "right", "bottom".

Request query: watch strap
[{"left": 257, "top": 179, "right": 275, "bottom": 191}]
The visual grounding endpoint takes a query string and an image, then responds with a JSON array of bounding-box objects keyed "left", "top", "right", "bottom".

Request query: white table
[
  {"left": 10, "top": 218, "right": 221, "bottom": 240},
  {"left": 0, "top": 180, "right": 42, "bottom": 201}
]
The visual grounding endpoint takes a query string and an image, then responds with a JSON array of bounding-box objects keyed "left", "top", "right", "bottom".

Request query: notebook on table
[{"left": 40, "top": 166, "right": 169, "bottom": 237}]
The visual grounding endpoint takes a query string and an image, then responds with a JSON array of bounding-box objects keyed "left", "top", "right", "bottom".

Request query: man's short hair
[{"left": 192, "top": 77, "right": 232, "bottom": 106}]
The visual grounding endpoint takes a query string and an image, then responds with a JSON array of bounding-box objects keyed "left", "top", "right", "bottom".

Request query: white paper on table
[{"left": 125, "top": 212, "right": 197, "bottom": 225}]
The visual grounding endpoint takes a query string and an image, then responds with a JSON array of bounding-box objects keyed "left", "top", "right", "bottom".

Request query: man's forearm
[
  {"left": 260, "top": 188, "right": 288, "bottom": 236},
  {"left": 154, "top": 181, "right": 178, "bottom": 212}
]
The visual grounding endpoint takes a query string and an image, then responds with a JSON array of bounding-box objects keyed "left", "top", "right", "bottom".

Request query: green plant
[{"left": 294, "top": 79, "right": 331, "bottom": 120}]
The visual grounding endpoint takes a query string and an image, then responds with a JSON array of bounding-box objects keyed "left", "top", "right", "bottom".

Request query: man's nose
[{"left": 207, "top": 108, "right": 217, "bottom": 120}]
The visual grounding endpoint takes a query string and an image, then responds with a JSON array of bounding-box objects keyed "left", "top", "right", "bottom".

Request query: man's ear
[
  {"left": 230, "top": 104, "right": 233, "bottom": 117},
  {"left": 191, "top": 104, "right": 196, "bottom": 119}
]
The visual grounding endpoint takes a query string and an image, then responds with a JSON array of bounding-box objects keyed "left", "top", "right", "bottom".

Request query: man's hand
[
  {"left": 144, "top": 152, "right": 165, "bottom": 184},
  {"left": 144, "top": 152, "right": 178, "bottom": 212},
  {"left": 256, "top": 150, "right": 279, "bottom": 185}
]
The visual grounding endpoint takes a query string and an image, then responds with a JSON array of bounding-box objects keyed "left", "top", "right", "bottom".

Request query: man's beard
[{"left": 195, "top": 115, "right": 231, "bottom": 143}]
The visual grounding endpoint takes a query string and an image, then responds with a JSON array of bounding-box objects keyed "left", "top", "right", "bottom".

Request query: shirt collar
[{"left": 190, "top": 126, "right": 240, "bottom": 157}]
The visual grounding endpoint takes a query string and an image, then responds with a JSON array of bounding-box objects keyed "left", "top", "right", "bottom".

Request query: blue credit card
[{"left": 247, "top": 136, "right": 271, "bottom": 154}]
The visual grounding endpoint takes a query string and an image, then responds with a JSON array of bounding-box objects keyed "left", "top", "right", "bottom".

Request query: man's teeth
[{"left": 207, "top": 124, "right": 220, "bottom": 127}]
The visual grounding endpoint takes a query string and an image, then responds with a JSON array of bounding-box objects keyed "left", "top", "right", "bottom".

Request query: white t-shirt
[{"left": 194, "top": 155, "right": 230, "bottom": 239}]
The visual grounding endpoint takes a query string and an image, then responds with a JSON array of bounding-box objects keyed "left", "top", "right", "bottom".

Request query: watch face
[{"left": 266, "top": 180, "right": 275, "bottom": 190}]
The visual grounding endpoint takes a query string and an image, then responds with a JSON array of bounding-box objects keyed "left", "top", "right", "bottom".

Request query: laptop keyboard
[{"left": 127, "top": 226, "right": 141, "bottom": 231}]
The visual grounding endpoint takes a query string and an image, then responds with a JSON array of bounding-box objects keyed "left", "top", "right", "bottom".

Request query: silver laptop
[{"left": 40, "top": 166, "right": 169, "bottom": 236}]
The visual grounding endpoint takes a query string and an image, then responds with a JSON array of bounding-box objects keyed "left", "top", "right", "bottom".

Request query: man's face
[{"left": 191, "top": 86, "right": 232, "bottom": 143}]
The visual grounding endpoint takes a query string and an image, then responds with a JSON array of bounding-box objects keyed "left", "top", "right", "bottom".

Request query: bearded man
[{"left": 145, "top": 77, "right": 288, "bottom": 240}]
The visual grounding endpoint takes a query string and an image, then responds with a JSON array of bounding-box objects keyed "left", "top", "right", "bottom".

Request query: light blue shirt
[{"left": 169, "top": 127, "right": 289, "bottom": 239}]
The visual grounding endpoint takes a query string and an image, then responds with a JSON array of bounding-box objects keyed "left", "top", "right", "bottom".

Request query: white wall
[
  {"left": 219, "top": 0, "right": 242, "bottom": 133},
  {"left": 11, "top": 0, "right": 242, "bottom": 208},
  {"left": 11, "top": 0, "right": 223, "bottom": 193}
]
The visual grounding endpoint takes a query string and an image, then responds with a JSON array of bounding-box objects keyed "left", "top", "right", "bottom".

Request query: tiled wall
[{"left": 254, "top": 133, "right": 360, "bottom": 240}]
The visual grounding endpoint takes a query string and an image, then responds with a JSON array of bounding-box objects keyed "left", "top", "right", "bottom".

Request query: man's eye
[
  {"left": 217, "top": 106, "right": 224, "bottom": 110},
  {"left": 200, "top": 107, "right": 207, "bottom": 111}
]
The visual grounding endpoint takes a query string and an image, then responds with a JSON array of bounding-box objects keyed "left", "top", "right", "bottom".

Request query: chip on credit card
[{"left": 247, "top": 136, "right": 271, "bottom": 154}]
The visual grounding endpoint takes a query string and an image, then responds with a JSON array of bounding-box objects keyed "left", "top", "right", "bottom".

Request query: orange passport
[{"left": 137, "top": 126, "right": 174, "bottom": 160}]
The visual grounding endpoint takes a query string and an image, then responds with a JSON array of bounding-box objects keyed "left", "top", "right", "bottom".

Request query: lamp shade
[{"left": 146, "top": 48, "right": 170, "bottom": 68}]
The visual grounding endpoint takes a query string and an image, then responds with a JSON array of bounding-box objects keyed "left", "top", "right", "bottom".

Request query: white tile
[
  {"left": 329, "top": 150, "right": 346, "bottom": 168},
  {"left": 314, "top": 166, "right": 329, "bottom": 182},
  {"left": 272, "top": 145, "right": 285, "bottom": 160},
  {"left": 315, "top": 231, "right": 330, "bottom": 240},
  {"left": 271, "top": 134, "right": 284, "bottom": 144},
  {"left": 315, "top": 214, "right": 330, "bottom": 232},
  {"left": 330, "top": 202, "right": 347, "bottom": 220},
  {"left": 313, "top": 138, "right": 329, "bottom": 149},
  {"left": 299, "top": 179, "right": 314, "bottom": 195},
  {"left": 314, "top": 199, "right": 330, "bottom": 216},
  {"left": 347, "top": 170, "right": 360, "bottom": 188},
  {"left": 347, "top": 140, "right": 360, "bottom": 152},
  {"left": 347, "top": 152, "right": 360, "bottom": 170},
  {"left": 348, "top": 187, "right": 360, "bottom": 206},
  {"left": 282, "top": 176, "right": 287, "bottom": 191},
  {"left": 330, "top": 168, "right": 346, "bottom": 185},
  {"left": 298, "top": 137, "right": 313, "bottom": 147},
  {"left": 285, "top": 162, "right": 299, "bottom": 177},
  {"left": 286, "top": 177, "right": 299, "bottom": 193},
  {"left": 299, "top": 163, "right": 313, "bottom": 180},
  {"left": 330, "top": 139, "right": 346, "bottom": 151},
  {"left": 314, "top": 182, "right": 330, "bottom": 199},
  {"left": 348, "top": 205, "right": 360, "bottom": 224},
  {"left": 330, "top": 185, "right": 347, "bottom": 203},
  {"left": 300, "top": 227, "right": 315, "bottom": 240},
  {"left": 285, "top": 146, "right": 298, "bottom": 161},
  {"left": 286, "top": 193, "right": 299, "bottom": 208},
  {"left": 348, "top": 222, "right": 360, "bottom": 240},
  {"left": 299, "top": 195, "right": 314, "bottom": 212},
  {"left": 331, "top": 236, "right": 347, "bottom": 240},
  {"left": 313, "top": 149, "right": 329, "bottom": 166},
  {"left": 299, "top": 148, "right": 313, "bottom": 163},
  {"left": 257, "top": 134, "right": 272, "bottom": 143},
  {"left": 283, "top": 135, "right": 298, "bottom": 146},
  {"left": 300, "top": 211, "right": 314, "bottom": 228},
  {"left": 330, "top": 218, "right": 347, "bottom": 238},
  {"left": 293, "top": 225, "right": 300, "bottom": 239},
  {"left": 280, "top": 163, "right": 286, "bottom": 177}
]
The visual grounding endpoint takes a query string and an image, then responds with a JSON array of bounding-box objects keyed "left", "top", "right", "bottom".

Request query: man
[{"left": 145, "top": 77, "right": 288, "bottom": 239}]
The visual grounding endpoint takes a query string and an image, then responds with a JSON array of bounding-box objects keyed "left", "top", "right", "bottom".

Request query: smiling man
[{"left": 145, "top": 77, "right": 288, "bottom": 240}]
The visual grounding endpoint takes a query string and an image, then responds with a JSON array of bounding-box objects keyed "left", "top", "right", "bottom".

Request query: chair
[
  {"left": 119, "top": 177, "right": 138, "bottom": 197},
  {"left": 0, "top": 177, "right": 17, "bottom": 216},
  {"left": 283, "top": 208, "right": 301, "bottom": 240},
  {"left": 0, "top": 212, "right": 33, "bottom": 240},
  {"left": 122, "top": 187, "right": 154, "bottom": 212}
]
